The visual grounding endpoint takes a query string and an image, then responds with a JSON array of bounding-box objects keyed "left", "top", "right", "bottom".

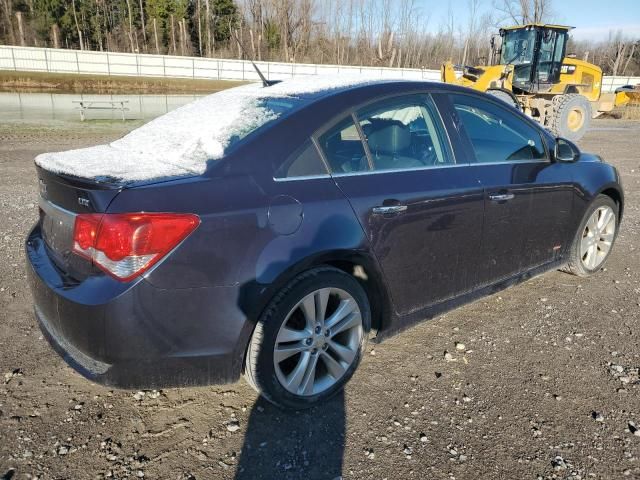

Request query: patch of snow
[
  {"left": 373, "top": 105, "right": 423, "bottom": 124},
  {"left": 35, "top": 75, "right": 396, "bottom": 182}
]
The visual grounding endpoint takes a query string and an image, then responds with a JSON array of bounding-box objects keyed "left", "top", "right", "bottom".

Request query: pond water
[{"left": 0, "top": 93, "right": 203, "bottom": 122}]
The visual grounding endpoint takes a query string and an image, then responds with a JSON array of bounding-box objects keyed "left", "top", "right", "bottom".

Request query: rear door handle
[
  {"left": 372, "top": 205, "right": 408, "bottom": 215},
  {"left": 488, "top": 193, "right": 515, "bottom": 202}
]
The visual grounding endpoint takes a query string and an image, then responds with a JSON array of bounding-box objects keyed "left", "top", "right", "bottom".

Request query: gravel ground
[{"left": 0, "top": 118, "right": 639, "bottom": 480}]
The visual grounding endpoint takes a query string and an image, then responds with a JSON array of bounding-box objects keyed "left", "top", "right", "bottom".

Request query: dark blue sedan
[{"left": 26, "top": 78, "right": 623, "bottom": 409}]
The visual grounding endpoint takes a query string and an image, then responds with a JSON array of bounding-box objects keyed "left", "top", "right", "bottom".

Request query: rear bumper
[{"left": 26, "top": 224, "right": 253, "bottom": 389}]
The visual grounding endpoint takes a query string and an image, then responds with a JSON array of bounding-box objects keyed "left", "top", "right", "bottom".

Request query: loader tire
[
  {"left": 548, "top": 93, "right": 592, "bottom": 141},
  {"left": 487, "top": 89, "right": 520, "bottom": 110}
]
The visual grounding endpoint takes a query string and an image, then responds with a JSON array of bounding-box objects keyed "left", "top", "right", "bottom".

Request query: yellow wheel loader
[{"left": 441, "top": 24, "right": 632, "bottom": 140}]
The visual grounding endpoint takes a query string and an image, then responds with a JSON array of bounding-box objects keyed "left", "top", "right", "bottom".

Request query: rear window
[{"left": 226, "top": 97, "right": 303, "bottom": 151}]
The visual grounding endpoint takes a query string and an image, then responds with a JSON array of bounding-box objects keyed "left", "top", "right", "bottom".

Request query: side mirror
[{"left": 555, "top": 138, "right": 579, "bottom": 162}]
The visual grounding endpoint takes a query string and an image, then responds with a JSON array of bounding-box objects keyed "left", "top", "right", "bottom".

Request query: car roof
[{"left": 281, "top": 79, "right": 472, "bottom": 106}]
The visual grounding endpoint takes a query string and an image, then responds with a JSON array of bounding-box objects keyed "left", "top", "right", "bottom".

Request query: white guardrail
[{"left": 1, "top": 45, "right": 638, "bottom": 92}]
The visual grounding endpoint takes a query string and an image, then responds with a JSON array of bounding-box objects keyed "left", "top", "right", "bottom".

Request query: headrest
[{"left": 367, "top": 124, "right": 411, "bottom": 154}]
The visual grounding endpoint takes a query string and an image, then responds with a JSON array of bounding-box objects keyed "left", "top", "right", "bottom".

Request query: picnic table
[{"left": 73, "top": 100, "right": 130, "bottom": 121}]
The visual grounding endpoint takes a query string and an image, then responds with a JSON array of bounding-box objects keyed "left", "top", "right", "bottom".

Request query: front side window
[
  {"left": 451, "top": 93, "right": 546, "bottom": 163},
  {"left": 356, "top": 96, "right": 452, "bottom": 171}
]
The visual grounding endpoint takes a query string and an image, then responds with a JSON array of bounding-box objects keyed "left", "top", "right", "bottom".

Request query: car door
[
  {"left": 314, "top": 93, "right": 485, "bottom": 316},
  {"left": 447, "top": 92, "right": 575, "bottom": 285}
]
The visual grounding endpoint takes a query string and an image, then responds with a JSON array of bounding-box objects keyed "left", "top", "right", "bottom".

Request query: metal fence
[{"left": 1, "top": 45, "right": 638, "bottom": 92}]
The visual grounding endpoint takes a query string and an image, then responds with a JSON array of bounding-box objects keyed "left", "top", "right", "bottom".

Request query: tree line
[{"left": 0, "top": 0, "right": 638, "bottom": 76}]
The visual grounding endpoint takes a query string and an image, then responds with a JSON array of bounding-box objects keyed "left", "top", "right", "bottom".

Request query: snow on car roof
[{"left": 35, "top": 76, "right": 386, "bottom": 183}]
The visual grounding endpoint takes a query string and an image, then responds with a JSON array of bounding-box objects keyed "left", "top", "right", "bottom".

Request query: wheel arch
[
  {"left": 563, "top": 84, "right": 580, "bottom": 94},
  {"left": 599, "top": 186, "right": 624, "bottom": 222},
  {"left": 239, "top": 249, "right": 393, "bottom": 341},
  {"left": 320, "top": 254, "right": 392, "bottom": 334}
]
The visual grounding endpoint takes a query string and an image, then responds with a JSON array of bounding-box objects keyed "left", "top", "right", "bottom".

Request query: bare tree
[
  {"left": 125, "top": 0, "right": 136, "bottom": 53},
  {"left": 139, "top": 0, "right": 147, "bottom": 50},
  {"left": 71, "top": 0, "right": 85, "bottom": 50},
  {"left": 495, "top": 0, "right": 552, "bottom": 24}
]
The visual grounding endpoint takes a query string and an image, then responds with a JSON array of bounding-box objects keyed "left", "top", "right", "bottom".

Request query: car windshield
[{"left": 500, "top": 29, "right": 536, "bottom": 66}]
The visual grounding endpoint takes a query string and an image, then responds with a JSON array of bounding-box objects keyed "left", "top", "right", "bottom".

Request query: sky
[{"left": 417, "top": 0, "right": 640, "bottom": 41}]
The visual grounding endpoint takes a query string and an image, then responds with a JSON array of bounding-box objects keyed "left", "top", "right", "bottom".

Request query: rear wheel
[
  {"left": 563, "top": 195, "right": 618, "bottom": 277},
  {"left": 244, "top": 267, "right": 370, "bottom": 409},
  {"left": 548, "top": 93, "right": 592, "bottom": 141}
]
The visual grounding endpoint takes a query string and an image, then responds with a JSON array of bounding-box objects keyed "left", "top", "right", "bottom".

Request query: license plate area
[{"left": 40, "top": 199, "right": 76, "bottom": 263}]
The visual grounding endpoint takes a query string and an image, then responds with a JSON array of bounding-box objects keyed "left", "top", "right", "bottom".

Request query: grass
[
  {"left": 621, "top": 104, "right": 640, "bottom": 120},
  {"left": 0, "top": 70, "right": 247, "bottom": 94}
]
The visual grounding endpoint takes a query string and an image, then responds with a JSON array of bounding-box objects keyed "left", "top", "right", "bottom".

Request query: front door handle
[
  {"left": 372, "top": 205, "right": 408, "bottom": 215},
  {"left": 488, "top": 193, "right": 515, "bottom": 202}
]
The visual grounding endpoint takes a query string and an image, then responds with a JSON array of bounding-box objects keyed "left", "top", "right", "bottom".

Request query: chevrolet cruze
[{"left": 26, "top": 78, "right": 623, "bottom": 409}]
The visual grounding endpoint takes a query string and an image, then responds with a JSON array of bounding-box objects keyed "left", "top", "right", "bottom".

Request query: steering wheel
[{"left": 421, "top": 146, "right": 439, "bottom": 166}]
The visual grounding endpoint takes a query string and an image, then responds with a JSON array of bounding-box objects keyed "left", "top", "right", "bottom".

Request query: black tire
[
  {"left": 548, "top": 93, "right": 592, "bottom": 141},
  {"left": 562, "top": 195, "right": 619, "bottom": 277},
  {"left": 487, "top": 89, "right": 520, "bottom": 109},
  {"left": 244, "top": 266, "right": 371, "bottom": 410}
]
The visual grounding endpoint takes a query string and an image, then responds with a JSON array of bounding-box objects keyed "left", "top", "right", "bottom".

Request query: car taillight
[{"left": 72, "top": 213, "right": 200, "bottom": 282}]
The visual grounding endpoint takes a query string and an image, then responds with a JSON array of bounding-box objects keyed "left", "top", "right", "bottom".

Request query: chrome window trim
[
  {"left": 274, "top": 156, "right": 551, "bottom": 181},
  {"left": 331, "top": 163, "right": 468, "bottom": 177},
  {"left": 468, "top": 159, "right": 550, "bottom": 167},
  {"left": 330, "top": 158, "right": 551, "bottom": 178},
  {"left": 273, "top": 173, "right": 332, "bottom": 182}
]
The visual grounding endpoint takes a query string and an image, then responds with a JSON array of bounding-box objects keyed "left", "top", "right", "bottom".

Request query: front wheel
[
  {"left": 244, "top": 267, "right": 370, "bottom": 409},
  {"left": 563, "top": 195, "right": 618, "bottom": 277}
]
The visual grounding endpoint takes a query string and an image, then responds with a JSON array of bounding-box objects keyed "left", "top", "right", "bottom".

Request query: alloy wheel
[
  {"left": 273, "top": 287, "right": 363, "bottom": 396},
  {"left": 580, "top": 205, "right": 616, "bottom": 270}
]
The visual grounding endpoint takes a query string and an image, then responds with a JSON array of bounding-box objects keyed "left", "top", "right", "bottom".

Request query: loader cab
[{"left": 499, "top": 24, "right": 570, "bottom": 93}]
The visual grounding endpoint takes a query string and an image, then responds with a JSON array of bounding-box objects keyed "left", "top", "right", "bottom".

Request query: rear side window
[
  {"left": 451, "top": 93, "right": 546, "bottom": 163},
  {"left": 317, "top": 117, "right": 369, "bottom": 173},
  {"left": 275, "top": 141, "right": 328, "bottom": 179},
  {"left": 356, "top": 95, "right": 452, "bottom": 171}
]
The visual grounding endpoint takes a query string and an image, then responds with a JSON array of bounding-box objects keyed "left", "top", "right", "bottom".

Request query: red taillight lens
[
  {"left": 72, "top": 212, "right": 200, "bottom": 282},
  {"left": 74, "top": 214, "right": 101, "bottom": 252}
]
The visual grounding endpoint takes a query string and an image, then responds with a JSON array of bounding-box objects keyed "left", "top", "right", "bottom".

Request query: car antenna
[{"left": 232, "top": 30, "right": 278, "bottom": 87}]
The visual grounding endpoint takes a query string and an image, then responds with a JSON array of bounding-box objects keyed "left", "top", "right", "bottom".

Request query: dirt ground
[{"left": 0, "top": 118, "right": 639, "bottom": 480}]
